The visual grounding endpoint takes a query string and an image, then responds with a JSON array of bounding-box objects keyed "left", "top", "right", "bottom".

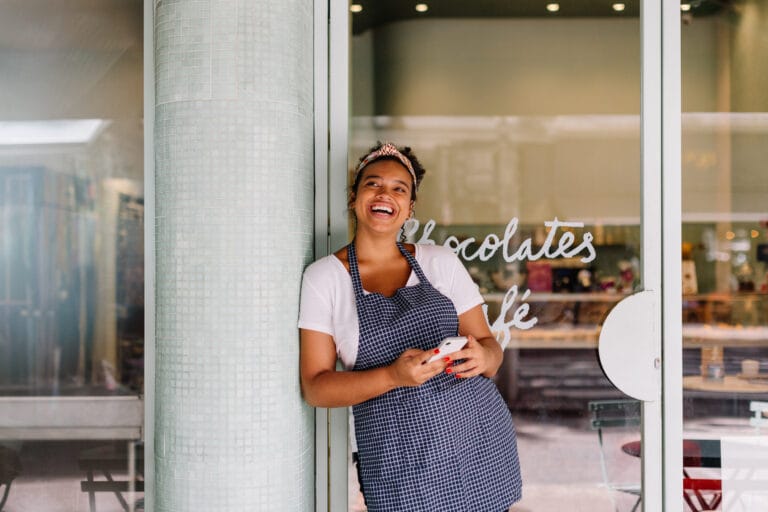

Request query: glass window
[
  {"left": 681, "top": 1, "right": 768, "bottom": 509},
  {"left": 348, "top": 2, "right": 645, "bottom": 510},
  {"left": 0, "top": 1, "right": 144, "bottom": 510}
]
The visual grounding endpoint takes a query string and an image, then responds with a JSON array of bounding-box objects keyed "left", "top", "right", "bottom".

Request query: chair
[
  {"left": 0, "top": 446, "right": 22, "bottom": 511},
  {"left": 79, "top": 441, "right": 144, "bottom": 512},
  {"left": 682, "top": 439, "right": 722, "bottom": 511},
  {"left": 589, "top": 399, "right": 642, "bottom": 512},
  {"left": 749, "top": 401, "right": 768, "bottom": 433}
]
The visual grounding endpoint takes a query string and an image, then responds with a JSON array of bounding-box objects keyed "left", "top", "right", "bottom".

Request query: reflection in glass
[
  {"left": 349, "top": 2, "right": 644, "bottom": 510},
  {"left": 682, "top": 2, "right": 768, "bottom": 510},
  {"left": 0, "top": 1, "right": 144, "bottom": 510}
]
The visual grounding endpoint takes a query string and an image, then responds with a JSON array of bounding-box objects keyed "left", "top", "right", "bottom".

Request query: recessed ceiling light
[
  {"left": 546, "top": 3, "right": 560, "bottom": 12},
  {"left": 612, "top": 3, "right": 626, "bottom": 12},
  {"left": 350, "top": 4, "right": 362, "bottom": 13},
  {"left": 415, "top": 3, "right": 428, "bottom": 12},
  {"left": 751, "top": 230, "right": 760, "bottom": 238},
  {"left": 681, "top": 3, "right": 692, "bottom": 11}
]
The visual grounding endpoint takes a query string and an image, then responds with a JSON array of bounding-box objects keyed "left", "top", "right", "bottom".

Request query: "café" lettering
[{"left": 402, "top": 217, "right": 597, "bottom": 348}]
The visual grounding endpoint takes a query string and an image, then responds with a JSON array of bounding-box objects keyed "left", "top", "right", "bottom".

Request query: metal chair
[
  {"left": 589, "top": 399, "right": 642, "bottom": 512},
  {"left": 682, "top": 439, "right": 722, "bottom": 511},
  {"left": 79, "top": 441, "right": 144, "bottom": 512},
  {"left": 0, "top": 446, "right": 22, "bottom": 511},
  {"left": 749, "top": 401, "right": 768, "bottom": 433}
]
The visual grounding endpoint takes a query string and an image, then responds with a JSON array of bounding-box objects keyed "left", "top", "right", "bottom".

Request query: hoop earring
[{"left": 400, "top": 217, "right": 418, "bottom": 243}]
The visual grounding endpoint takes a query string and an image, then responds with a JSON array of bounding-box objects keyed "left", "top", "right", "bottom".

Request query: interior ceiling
[
  {"left": 352, "top": 0, "right": 730, "bottom": 34},
  {"left": 0, "top": 0, "right": 142, "bottom": 120}
]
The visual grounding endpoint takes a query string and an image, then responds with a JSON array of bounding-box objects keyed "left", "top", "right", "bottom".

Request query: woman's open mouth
[{"left": 369, "top": 203, "right": 396, "bottom": 217}]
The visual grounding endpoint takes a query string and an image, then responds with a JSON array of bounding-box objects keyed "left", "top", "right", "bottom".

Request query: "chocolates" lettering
[{"left": 401, "top": 217, "right": 596, "bottom": 348}]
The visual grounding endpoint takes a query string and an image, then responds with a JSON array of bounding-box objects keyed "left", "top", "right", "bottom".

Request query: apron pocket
[
  {"left": 395, "top": 387, "right": 444, "bottom": 469},
  {"left": 354, "top": 399, "right": 402, "bottom": 481}
]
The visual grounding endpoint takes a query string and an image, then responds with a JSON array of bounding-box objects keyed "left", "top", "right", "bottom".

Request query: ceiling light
[
  {"left": 681, "top": 3, "right": 692, "bottom": 11},
  {"left": 0, "top": 119, "right": 105, "bottom": 145},
  {"left": 350, "top": 4, "right": 362, "bottom": 13},
  {"left": 546, "top": 3, "right": 560, "bottom": 12},
  {"left": 415, "top": 3, "right": 428, "bottom": 12},
  {"left": 751, "top": 230, "right": 760, "bottom": 238},
  {"left": 725, "top": 231, "right": 735, "bottom": 240},
  {"left": 612, "top": 3, "right": 626, "bottom": 12}
]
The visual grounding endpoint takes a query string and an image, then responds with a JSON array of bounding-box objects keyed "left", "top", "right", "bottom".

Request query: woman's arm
[
  {"left": 450, "top": 304, "right": 504, "bottom": 379},
  {"left": 300, "top": 328, "right": 448, "bottom": 408}
]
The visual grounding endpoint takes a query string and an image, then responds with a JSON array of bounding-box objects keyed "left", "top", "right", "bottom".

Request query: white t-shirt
[{"left": 298, "top": 244, "right": 484, "bottom": 369}]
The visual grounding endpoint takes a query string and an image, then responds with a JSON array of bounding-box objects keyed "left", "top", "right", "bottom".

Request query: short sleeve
[
  {"left": 418, "top": 245, "right": 484, "bottom": 315},
  {"left": 298, "top": 266, "right": 335, "bottom": 337},
  {"left": 447, "top": 253, "right": 484, "bottom": 315}
]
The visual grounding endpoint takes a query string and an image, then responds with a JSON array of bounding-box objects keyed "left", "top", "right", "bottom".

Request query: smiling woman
[{"left": 298, "top": 142, "right": 522, "bottom": 511}]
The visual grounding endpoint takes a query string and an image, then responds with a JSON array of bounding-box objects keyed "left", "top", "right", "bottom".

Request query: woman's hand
[
  {"left": 387, "top": 348, "right": 447, "bottom": 387},
  {"left": 448, "top": 334, "right": 503, "bottom": 379},
  {"left": 302, "top": 331, "right": 447, "bottom": 407},
  {"left": 454, "top": 304, "right": 505, "bottom": 379}
]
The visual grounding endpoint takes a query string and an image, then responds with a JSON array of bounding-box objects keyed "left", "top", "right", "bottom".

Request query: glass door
[
  {"left": 321, "top": 1, "right": 667, "bottom": 510},
  {"left": 680, "top": 1, "right": 768, "bottom": 510}
]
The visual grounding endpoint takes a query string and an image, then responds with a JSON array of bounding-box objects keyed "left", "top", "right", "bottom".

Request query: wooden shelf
[{"left": 484, "top": 291, "right": 629, "bottom": 302}]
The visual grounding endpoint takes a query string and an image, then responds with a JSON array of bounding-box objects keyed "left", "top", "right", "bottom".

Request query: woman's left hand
[{"left": 446, "top": 334, "right": 502, "bottom": 379}]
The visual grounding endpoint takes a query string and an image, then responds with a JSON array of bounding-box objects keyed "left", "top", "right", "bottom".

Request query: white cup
[{"left": 741, "top": 359, "right": 760, "bottom": 377}]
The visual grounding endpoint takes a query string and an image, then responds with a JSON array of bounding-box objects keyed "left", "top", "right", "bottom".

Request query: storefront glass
[
  {"left": 348, "top": 2, "right": 646, "bottom": 510},
  {"left": 681, "top": 1, "right": 768, "bottom": 510},
  {"left": 0, "top": 1, "right": 144, "bottom": 510}
]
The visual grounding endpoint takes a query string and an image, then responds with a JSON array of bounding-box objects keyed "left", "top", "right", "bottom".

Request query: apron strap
[
  {"left": 397, "top": 242, "right": 429, "bottom": 285},
  {"left": 346, "top": 242, "right": 366, "bottom": 300},
  {"left": 347, "top": 241, "right": 432, "bottom": 300}
]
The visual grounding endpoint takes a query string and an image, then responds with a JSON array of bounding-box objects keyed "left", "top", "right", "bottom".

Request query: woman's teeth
[{"left": 371, "top": 205, "right": 393, "bottom": 214}]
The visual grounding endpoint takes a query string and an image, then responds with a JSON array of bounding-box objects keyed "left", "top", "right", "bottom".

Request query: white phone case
[{"left": 426, "top": 336, "right": 468, "bottom": 363}]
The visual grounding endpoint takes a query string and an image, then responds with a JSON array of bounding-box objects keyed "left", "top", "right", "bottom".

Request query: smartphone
[{"left": 426, "top": 336, "right": 468, "bottom": 364}]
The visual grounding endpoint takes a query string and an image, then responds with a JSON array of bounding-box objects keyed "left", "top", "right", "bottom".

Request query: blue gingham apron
[{"left": 349, "top": 242, "right": 522, "bottom": 512}]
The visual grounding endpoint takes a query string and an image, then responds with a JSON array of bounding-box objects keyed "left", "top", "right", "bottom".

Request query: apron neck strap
[
  {"left": 396, "top": 242, "right": 428, "bottom": 283},
  {"left": 347, "top": 241, "right": 429, "bottom": 299},
  {"left": 346, "top": 241, "right": 365, "bottom": 299}
]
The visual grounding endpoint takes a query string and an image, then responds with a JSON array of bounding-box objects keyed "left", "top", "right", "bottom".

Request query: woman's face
[{"left": 351, "top": 159, "right": 414, "bottom": 236}]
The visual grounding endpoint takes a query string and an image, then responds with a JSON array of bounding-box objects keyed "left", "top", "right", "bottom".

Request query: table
[
  {"left": 622, "top": 438, "right": 723, "bottom": 511},
  {"left": 500, "top": 324, "right": 768, "bottom": 350},
  {"left": 683, "top": 376, "right": 768, "bottom": 394},
  {"left": 621, "top": 439, "right": 721, "bottom": 468},
  {"left": 719, "top": 436, "right": 768, "bottom": 512},
  {"left": 0, "top": 394, "right": 143, "bottom": 512}
]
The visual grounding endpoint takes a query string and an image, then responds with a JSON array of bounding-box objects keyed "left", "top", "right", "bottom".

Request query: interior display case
[
  {"left": 447, "top": 221, "right": 768, "bottom": 411},
  {"left": 0, "top": 167, "right": 97, "bottom": 391},
  {"left": 0, "top": 168, "right": 144, "bottom": 394}
]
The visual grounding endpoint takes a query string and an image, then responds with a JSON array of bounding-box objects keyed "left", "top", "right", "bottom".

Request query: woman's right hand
[
  {"left": 388, "top": 348, "right": 447, "bottom": 387},
  {"left": 301, "top": 329, "right": 448, "bottom": 407}
]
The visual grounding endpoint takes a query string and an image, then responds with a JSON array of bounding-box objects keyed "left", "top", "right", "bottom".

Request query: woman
[{"left": 299, "top": 142, "right": 522, "bottom": 511}]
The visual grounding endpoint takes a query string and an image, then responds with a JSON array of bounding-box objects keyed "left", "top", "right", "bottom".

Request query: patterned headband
[{"left": 354, "top": 143, "right": 418, "bottom": 191}]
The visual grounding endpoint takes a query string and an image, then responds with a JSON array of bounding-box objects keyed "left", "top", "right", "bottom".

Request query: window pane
[
  {"left": 349, "top": 3, "right": 643, "bottom": 510},
  {"left": 681, "top": 2, "right": 768, "bottom": 510},
  {"left": 0, "top": 1, "right": 144, "bottom": 510}
]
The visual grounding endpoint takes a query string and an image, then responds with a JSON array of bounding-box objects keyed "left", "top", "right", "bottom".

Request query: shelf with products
[
  {"left": 420, "top": 221, "right": 640, "bottom": 295},
  {"left": 484, "top": 291, "right": 629, "bottom": 303},
  {"left": 683, "top": 292, "right": 768, "bottom": 326},
  {"left": 485, "top": 291, "right": 768, "bottom": 351}
]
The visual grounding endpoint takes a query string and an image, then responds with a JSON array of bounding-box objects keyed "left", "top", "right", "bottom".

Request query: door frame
[
  {"left": 314, "top": 1, "right": 684, "bottom": 510},
  {"left": 659, "top": 1, "right": 684, "bottom": 510}
]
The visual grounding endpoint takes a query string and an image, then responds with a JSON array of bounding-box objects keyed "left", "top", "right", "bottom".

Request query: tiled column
[{"left": 154, "top": 1, "right": 314, "bottom": 510}]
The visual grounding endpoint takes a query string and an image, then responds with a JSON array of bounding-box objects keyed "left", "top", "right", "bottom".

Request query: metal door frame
[{"left": 315, "top": 2, "right": 684, "bottom": 510}]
